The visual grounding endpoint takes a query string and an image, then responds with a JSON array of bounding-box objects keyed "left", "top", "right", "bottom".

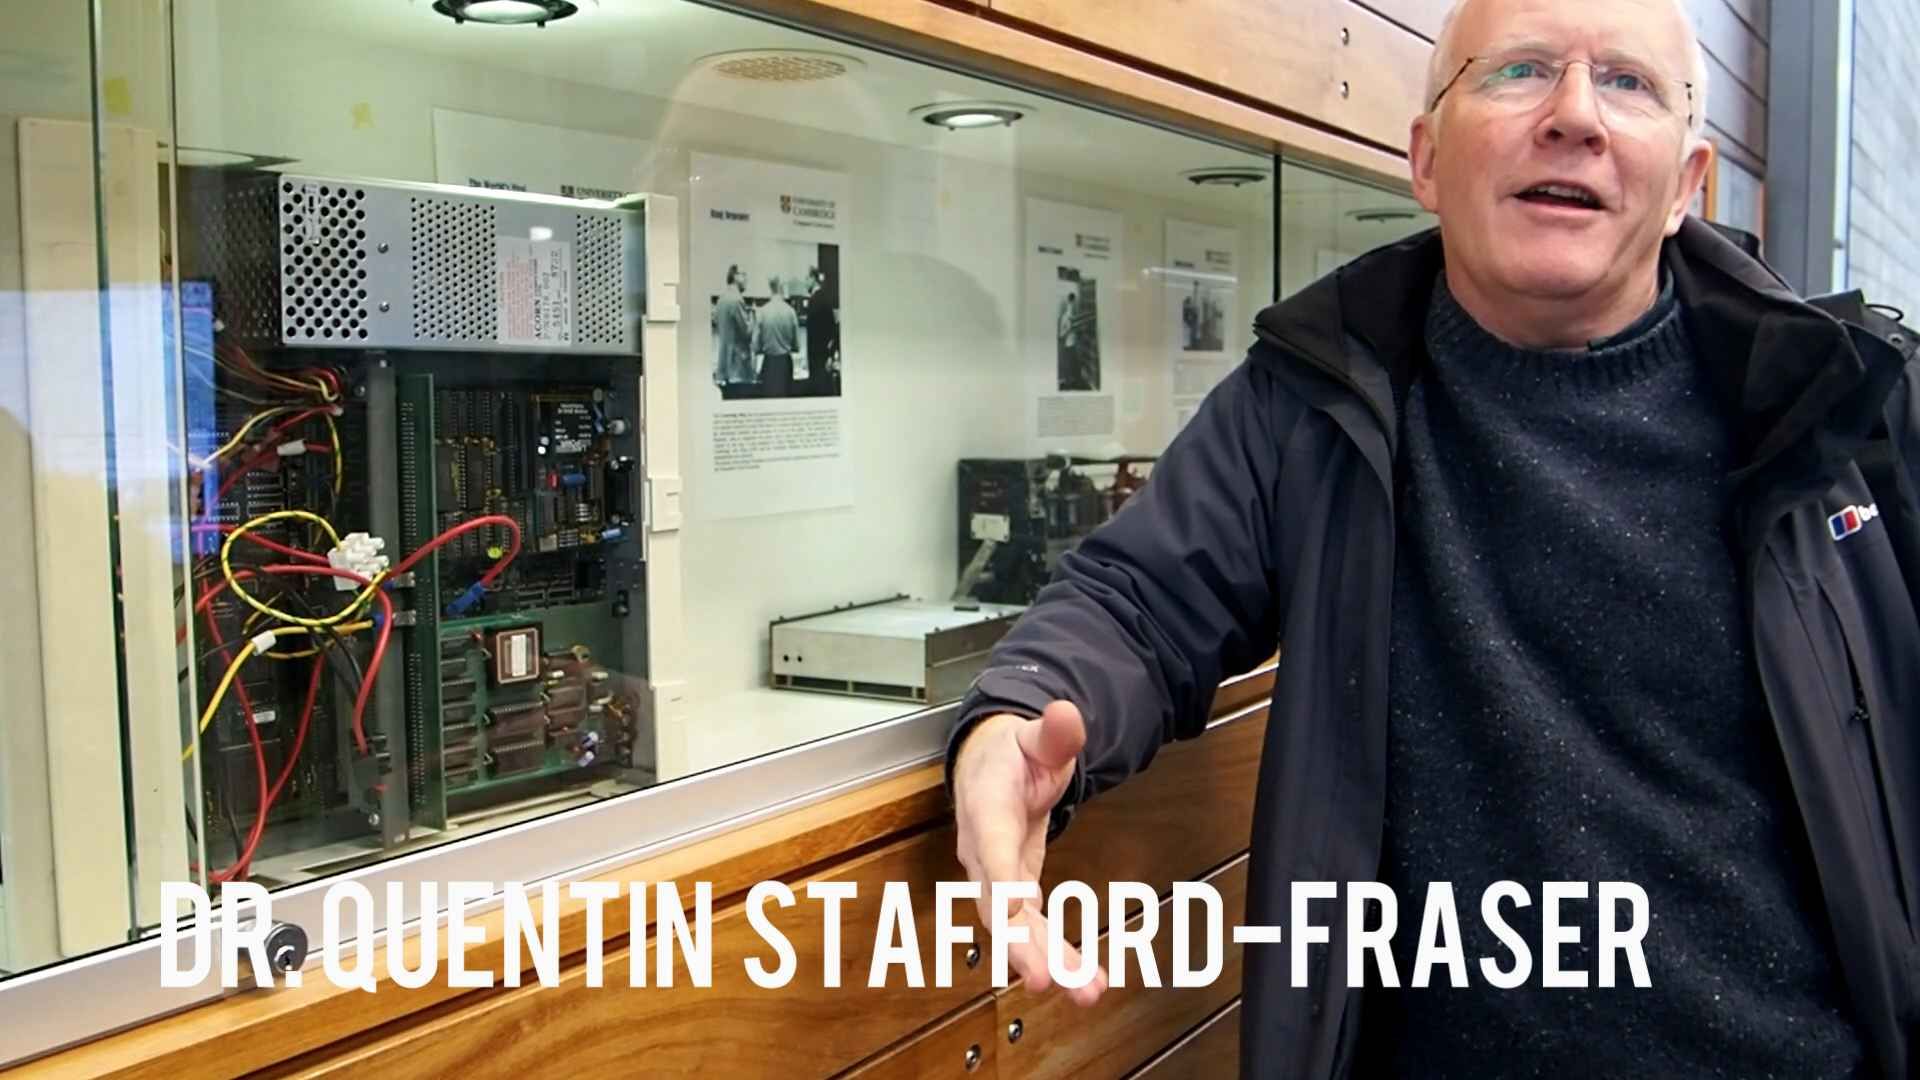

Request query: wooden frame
[
  {"left": 1693, "top": 137, "right": 1767, "bottom": 246},
  {"left": 16, "top": 668, "right": 1276, "bottom": 1079},
  {"left": 723, "top": 0, "right": 1416, "bottom": 190}
]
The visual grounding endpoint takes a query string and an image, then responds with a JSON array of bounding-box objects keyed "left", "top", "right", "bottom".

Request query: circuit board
[
  {"left": 434, "top": 606, "right": 634, "bottom": 803},
  {"left": 426, "top": 385, "right": 634, "bottom": 612},
  {"left": 398, "top": 370, "right": 644, "bottom": 830}
]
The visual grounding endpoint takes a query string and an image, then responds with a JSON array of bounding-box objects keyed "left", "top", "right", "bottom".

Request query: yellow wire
[
  {"left": 180, "top": 622, "right": 374, "bottom": 761},
  {"left": 220, "top": 510, "right": 395, "bottom": 630},
  {"left": 324, "top": 413, "right": 343, "bottom": 496},
  {"left": 242, "top": 606, "right": 323, "bottom": 658},
  {"left": 217, "top": 348, "right": 331, "bottom": 401},
  {"left": 203, "top": 407, "right": 292, "bottom": 467}
]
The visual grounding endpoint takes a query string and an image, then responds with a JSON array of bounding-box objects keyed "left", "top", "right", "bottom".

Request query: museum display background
[{"left": 0, "top": 0, "right": 1427, "bottom": 986}]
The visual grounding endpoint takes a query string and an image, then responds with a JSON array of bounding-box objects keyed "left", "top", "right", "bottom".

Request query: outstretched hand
[{"left": 952, "top": 700, "right": 1109, "bottom": 1006}]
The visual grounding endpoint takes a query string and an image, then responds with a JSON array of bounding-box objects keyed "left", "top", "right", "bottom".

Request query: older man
[{"left": 948, "top": 0, "right": 1920, "bottom": 1076}]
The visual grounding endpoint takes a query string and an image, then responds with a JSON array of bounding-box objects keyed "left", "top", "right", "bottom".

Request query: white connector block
[{"left": 327, "top": 532, "right": 389, "bottom": 591}]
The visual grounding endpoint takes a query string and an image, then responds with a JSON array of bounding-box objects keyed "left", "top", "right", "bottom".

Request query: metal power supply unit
[
  {"left": 184, "top": 172, "right": 643, "bottom": 353},
  {"left": 769, "top": 596, "right": 1026, "bottom": 704}
]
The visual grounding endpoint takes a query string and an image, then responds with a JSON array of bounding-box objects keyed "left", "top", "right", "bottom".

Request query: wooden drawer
[
  {"left": 1132, "top": 999, "right": 1242, "bottom": 1079},
  {"left": 995, "top": 856, "right": 1248, "bottom": 1080},
  {"left": 838, "top": 995, "right": 1000, "bottom": 1080}
]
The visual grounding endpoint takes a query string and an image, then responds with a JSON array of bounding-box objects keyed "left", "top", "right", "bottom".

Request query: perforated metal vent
[
  {"left": 278, "top": 181, "right": 372, "bottom": 342},
  {"left": 575, "top": 214, "right": 625, "bottom": 346},
  {"left": 701, "top": 48, "right": 861, "bottom": 83},
  {"left": 180, "top": 176, "right": 280, "bottom": 343},
  {"left": 410, "top": 197, "right": 498, "bottom": 342}
]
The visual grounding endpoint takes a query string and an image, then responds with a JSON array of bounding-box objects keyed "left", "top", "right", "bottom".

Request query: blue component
[
  {"left": 174, "top": 281, "right": 219, "bottom": 557},
  {"left": 445, "top": 582, "right": 488, "bottom": 617},
  {"left": 559, "top": 471, "right": 589, "bottom": 488},
  {"left": 600, "top": 526, "right": 625, "bottom": 543}
]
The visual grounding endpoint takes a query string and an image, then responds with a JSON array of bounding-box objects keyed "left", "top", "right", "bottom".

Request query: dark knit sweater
[{"left": 1355, "top": 276, "right": 1865, "bottom": 1077}]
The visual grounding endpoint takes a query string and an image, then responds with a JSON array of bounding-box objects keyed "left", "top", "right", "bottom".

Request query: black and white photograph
[
  {"left": 1179, "top": 279, "right": 1228, "bottom": 352},
  {"left": 1055, "top": 266, "right": 1102, "bottom": 392},
  {"left": 709, "top": 241, "right": 841, "bottom": 401}
]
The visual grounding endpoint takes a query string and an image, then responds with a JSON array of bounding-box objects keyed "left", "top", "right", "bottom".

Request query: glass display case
[{"left": 0, "top": 0, "right": 1426, "bottom": 1060}]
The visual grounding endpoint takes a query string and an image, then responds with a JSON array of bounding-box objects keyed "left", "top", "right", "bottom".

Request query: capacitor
[{"left": 607, "top": 418, "right": 630, "bottom": 436}]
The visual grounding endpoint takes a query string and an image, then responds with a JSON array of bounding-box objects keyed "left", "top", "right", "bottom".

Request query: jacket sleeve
[
  {"left": 1889, "top": 352, "right": 1920, "bottom": 606},
  {"left": 945, "top": 352, "right": 1296, "bottom": 834},
  {"left": 1896, "top": 354, "right": 1920, "bottom": 490}
]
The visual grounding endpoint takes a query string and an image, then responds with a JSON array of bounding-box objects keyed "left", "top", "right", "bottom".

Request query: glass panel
[
  {"left": 4, "top": 0, "right": 1287, "bottom": 983},
  {"left": 2, "top": 0, "right": 187, "bottom": 979},
  {"left": 1278, "top": 160, "right": 1433, "bottom": 298},
  {"left": 1, "top": 0, "right": 109, "bottom": 981}
]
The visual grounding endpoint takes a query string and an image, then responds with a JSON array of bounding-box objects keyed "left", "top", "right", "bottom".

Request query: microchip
[{"left": 492, "top": 626, "right": 542, "bottom": 685}]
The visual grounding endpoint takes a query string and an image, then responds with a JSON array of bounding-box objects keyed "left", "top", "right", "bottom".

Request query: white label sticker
[
  {"left": 251, "top": 709, "right": 278, "bottom": 726},
  {"left": 507, "top": 633, "right": 530, "bottom": 679},
  {"left": 498, "top": 237, "right": 574, "bottom": 346},
  {"left": 300, "top": 183, "right": 322, "bottom": 243},
  {"left": 971, "top": 513, "right": 1011, "bottom": 544}
]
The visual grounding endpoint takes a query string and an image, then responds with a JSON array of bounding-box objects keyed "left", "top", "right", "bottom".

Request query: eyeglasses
[{"left": 1429, "top": 53, "right": 1693, "bottom": 129}]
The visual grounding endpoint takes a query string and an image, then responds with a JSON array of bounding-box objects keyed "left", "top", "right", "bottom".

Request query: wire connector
[
  {"left": 445, "top": 582, "right": 488, "bottom": 617},
  {"left": 249, "top": 630, "right": 278, "bottom": 655},
  {"left": 275, "top": 440, "right": 308, "bottom": 457},
  {"left": 327, "top": 533, "right": 389, "bottom": 592}
]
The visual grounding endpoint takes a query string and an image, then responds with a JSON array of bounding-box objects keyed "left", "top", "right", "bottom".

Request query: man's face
[{"left": 1409, "top": 0, "right": 1711, "bottom": 305}]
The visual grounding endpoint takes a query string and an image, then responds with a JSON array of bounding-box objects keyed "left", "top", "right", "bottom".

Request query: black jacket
[{"left": 952, "top": 219, "right": 1920, "bottom": 1077}]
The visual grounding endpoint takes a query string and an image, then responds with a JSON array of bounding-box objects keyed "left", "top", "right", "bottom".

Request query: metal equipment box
[
  {"left": 769, "top": 596, "right": 1025, "bottom": 704},
  {"left": 181, "top": 172, "right": 643, "bottom": 354}
]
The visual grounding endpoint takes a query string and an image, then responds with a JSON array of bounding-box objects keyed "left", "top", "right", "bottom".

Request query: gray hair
[{"left": 1423, "top": 0, "right": 1710, "bottom": 136}]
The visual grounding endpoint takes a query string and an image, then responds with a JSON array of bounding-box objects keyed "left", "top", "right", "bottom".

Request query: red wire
[
  {"left": 269, "top": 655, "right": 325, "bottom": 810},
  {"left": 190, "top": 523, "right": 329, "bottom": 566},
  {"left": 300, "top": 367, "right": 342, "bottom": 398},
  {"left": 257, "top": 407, "right": 337, "bottom": 449},
  {"left": 389, "top": 513, "right": 523, "bottom": 588},
  {"left": 191, "top": 516, "right": 523, "bottom": 879},
  {"left": 210, "top": 702, "right": 271, "bottom": 884},
  {"left": 212, "top": 439, "right": 335, "bottom": 506},
  {"left": 214, "top": 654, "right": 324, "bottom": 883},
  {"left": 353, "top": 606, "right": 393, "bottom": 756},
  {"left": 192, "top": 564, "right": 391, "bottom": 755}
]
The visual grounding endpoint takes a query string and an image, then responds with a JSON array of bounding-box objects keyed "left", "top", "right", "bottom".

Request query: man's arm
[{"left": 950, "top": 352, "right": 1298, "bottom": 822}]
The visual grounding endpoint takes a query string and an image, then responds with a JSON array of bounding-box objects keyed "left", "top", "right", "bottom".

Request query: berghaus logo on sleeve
[{"left": 1829, "top": 503, "right": 1880, "bottom": 541}]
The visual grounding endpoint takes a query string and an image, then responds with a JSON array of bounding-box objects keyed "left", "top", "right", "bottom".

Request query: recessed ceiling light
[
  {"left": 911, "top": 101, "right": 1028, "bottom": 130},
  {"left": 1181, "top": 166, "right": 1272, "bottom": 187},
  {"left": 432, "top": 0, "right": 579, "bottom": 27},
  {"left": 696, "top": 49, "right": 864, "bottom": 83}
]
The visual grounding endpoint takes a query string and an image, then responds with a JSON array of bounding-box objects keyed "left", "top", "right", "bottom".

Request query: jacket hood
[{"left": 1252, "top": 218, "right": 1909, "bottom": 503}]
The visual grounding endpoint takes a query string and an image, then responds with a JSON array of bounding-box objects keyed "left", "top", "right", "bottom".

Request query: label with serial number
[{"left": 498, "top": 237, "right": 574, "bottom": 346}]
